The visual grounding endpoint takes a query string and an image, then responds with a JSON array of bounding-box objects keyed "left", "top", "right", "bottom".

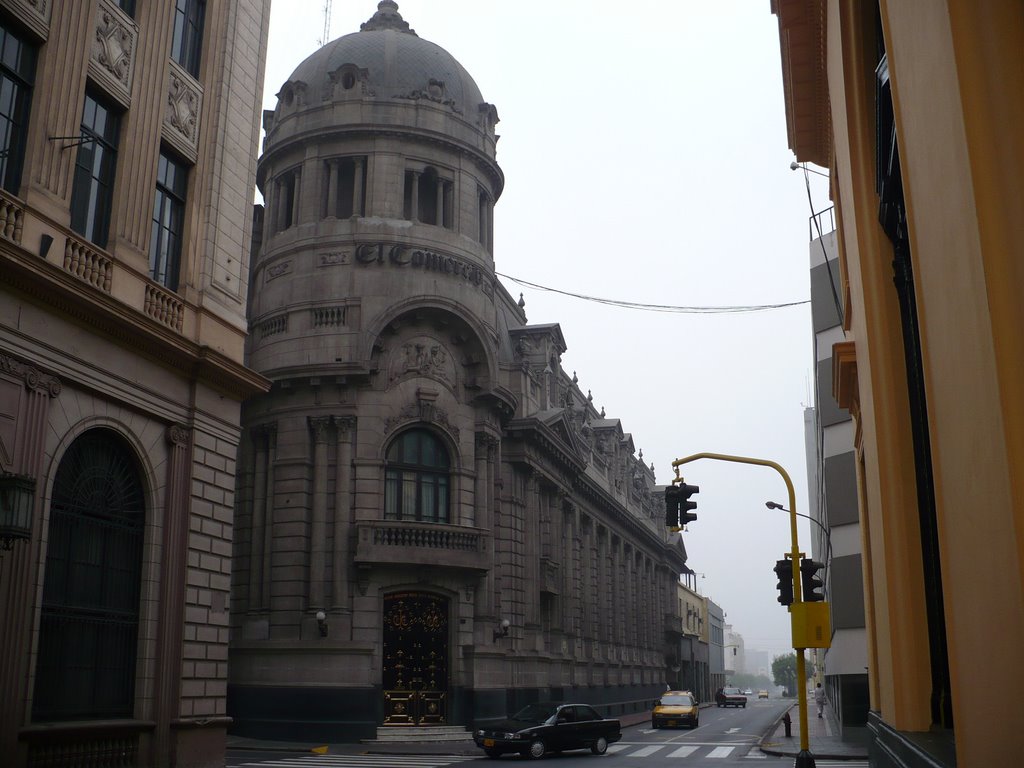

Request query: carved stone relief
[
  {"left": 88, "top": 0, "right": 136, "bottom": 107},
  {"left": 162, "top": 61, "right": 202, "bottom": 161},
  {"left": 388, "top": 336, "right": 456, "bottom": 388}
]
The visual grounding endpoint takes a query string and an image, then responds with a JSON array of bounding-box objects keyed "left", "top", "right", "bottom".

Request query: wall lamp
[
  {"left": 493, "top": 618, "right": 510, "bottom": 641},
  {"left": 789, "top": 160, "right": 830, "bottom": 178},
  {"left": 315, "top": 610, "right": 328, "bottom": 637},
  {"left": 0, "top": 473, "right": 36, "bottom": 551}
]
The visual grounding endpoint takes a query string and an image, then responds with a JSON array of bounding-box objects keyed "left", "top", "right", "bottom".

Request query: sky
[{"left": 260, "top": 0, "right": 833, "bottom": 660}]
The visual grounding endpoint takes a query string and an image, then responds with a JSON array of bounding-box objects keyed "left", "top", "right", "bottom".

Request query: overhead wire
[{"left": 495, "top": 272, "right": 809, "bottom": 315}]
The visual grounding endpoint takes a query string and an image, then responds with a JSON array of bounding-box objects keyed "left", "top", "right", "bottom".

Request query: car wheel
[
  {"left": 591, "top": 736, "right": 608, "bottom": 755},
  {"left": 651, "top": 719, "right": 659, "bottom": 729},
  {"left": 527, "top": 739, "right": 546, "bottom": 760},
  {"left": 483, "top": 748, "right": 501, "bottom": 759}
]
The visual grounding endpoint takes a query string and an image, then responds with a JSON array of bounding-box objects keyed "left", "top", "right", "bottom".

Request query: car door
[
  {"left": 551, "top": 705, "right": 578, "bottom": 751},
  {"left": 571, "top": 705, "right": 602, "bottom": 747}
]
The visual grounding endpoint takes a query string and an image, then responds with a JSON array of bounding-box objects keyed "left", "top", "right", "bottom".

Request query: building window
[
  {"left": 150, "top": 150, "right": 188, "bottom": 291},
  {"left": 117, "top": 0, "right": 136, "bottom": 16},
  {"left": 477, "top": 187, "right": 492, "bottom": 251},
  {"left": 385, "top": 429, "right": 450, "bottom": 523},
  {"left": 0, "top": 20, "right": 37, "bottom": 195},
  {"left": 70, "top": 92, "right": 121, "bottom": 249},
  {"left": 171, "top": 0, "right": 206, "bottom": 78},
  {"left": 324, "top": 156, "right": 366, "bottom": 219},
  {"left": 403, "top": 166, "right": 453, "bottom": 228},
  {"left": 32, "top": 429, "right": 145, "bottom": 721}
]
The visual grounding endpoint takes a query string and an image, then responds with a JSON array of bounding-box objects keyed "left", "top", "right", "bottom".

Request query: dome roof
[{"left": 284, "top": 1, "right": 485, "bottom": 117}]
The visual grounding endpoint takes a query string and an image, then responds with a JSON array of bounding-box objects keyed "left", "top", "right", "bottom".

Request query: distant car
[
  {"left": 473, "top": 702, "right": 621, "bottom": 759},
  {"left": 651, "top": 690, "right": 699, "bottom": 729},
  {"left": 758, "top": 689, "right": 769, "bottom": 699},
  {"left": 742, "top": 688, "right": 753, "bottom": 696},
  {"left": 716, "top": 686, "right": 747, "bottom": 708}
]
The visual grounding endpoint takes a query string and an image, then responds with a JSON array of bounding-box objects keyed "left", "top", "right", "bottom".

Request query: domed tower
[
  {"left": 230, "top": 2, "right": 678, "bottom": 744},
  {"left": 232, "top": 1, "right": 517, "bottom": 741}
]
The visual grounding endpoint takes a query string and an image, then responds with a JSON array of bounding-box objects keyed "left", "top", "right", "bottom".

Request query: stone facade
[
  {"left": 0, "top": 2, "right": 271, "bottom": 767},
  {"left": 228, "top": 2, "right": 687, "bottom": 741}
]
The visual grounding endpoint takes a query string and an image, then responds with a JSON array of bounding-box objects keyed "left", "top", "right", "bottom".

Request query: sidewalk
[{"left": 758, "top": 698, "right": 870, "bottom": 761}]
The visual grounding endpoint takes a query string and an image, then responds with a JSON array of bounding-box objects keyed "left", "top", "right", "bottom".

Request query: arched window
[
  {"left": 33, "top": 429, "right": 145, "bottom": 721},
  {"left": 384, "top": 429, "right": 450, "bottom": 523}
]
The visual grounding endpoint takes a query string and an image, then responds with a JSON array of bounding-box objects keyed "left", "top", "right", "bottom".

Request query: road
[{"left": 226, "top": 697, "right": 868, "bottom": 767}]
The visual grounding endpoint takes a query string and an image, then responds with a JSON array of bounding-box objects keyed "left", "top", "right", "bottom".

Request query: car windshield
[
  {"left": 660, "top": 694, "right": 694, "bottom": 706},
  {"left": 511, "top": 703, "right": 559, "bottom": 723},
  {"left": 723, "top": 687, "right": 742, "bottom": 694}
]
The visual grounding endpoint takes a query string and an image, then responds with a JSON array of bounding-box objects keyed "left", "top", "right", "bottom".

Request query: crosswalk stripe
[
  {"left": 628, "top": 745, "right": 666, "bottom": 757},
  {"left": 666, "top": 745, "right": 699, "bottom": 758},
  {"left": 607, "top": 743, "right": 631, "bottom": 753},
  {"left": 707, "top": 746, "right": 736, "bottom": 758}
]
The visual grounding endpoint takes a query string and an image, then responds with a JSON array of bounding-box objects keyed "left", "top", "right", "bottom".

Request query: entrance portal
[{"left": 382, "top": 592, "right": 449, "bottom": 725}]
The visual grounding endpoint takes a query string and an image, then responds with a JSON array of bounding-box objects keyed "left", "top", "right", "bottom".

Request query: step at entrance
[{"left": 365, "top": 725, "right": 474, "bottom": 743}]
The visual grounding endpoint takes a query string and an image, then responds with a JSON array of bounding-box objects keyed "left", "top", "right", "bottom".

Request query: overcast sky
[{"left": 260, "top": 0, "right": 833, "bottom": 661}]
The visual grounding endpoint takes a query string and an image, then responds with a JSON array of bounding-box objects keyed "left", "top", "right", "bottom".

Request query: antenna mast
[{"left": 318, "top": 0, "right": 333, "bottom": 47}]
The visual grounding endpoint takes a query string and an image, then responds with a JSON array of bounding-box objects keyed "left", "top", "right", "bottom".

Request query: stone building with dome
[{"left": 227, "top": 1, "right": 687, "bottom": 741}]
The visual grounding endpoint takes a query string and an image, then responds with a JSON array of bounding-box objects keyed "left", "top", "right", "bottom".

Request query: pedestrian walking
[{"left": 813, "top": 682, "right": 825, "bottom": 718}]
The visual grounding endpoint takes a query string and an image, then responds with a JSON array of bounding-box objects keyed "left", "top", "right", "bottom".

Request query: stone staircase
[{"left": 363, "top": 725, "right": 474, "bottom": 744}]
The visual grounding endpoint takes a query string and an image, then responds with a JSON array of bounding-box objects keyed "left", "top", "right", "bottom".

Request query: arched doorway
[
  {"left": 382, "top": 592, "right": 449, "bottom": 725},
  {"left": 33, "top": 428, "right": 146, "bottom": 721}
]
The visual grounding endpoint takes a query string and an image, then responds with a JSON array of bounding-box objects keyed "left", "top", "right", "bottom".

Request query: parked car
[
  {"left": 651, "top": 690, "right": 699, "bottom": 729},
  {"left": 758, "top": 689, "right": 769, "bottom": 699},
  {"left": 715, "top": 686, "right": 747, "bottom": 708},
  {"left": 473, "top": 702, "right": 622, "bottom": 759}
]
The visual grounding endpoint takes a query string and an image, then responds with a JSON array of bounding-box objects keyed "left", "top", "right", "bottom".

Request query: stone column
[
  {"left": 435, "top": 176, "right": 444, "bottom": 225},
  {"left": 309, "top": 417, "right": 330, "bottom": 609},
  {"left": 332, "top": 416, "right": 355, "bottom": 611},
  {"left": 352, "top": 157, "right": 365, "bottom": 216},
  {"left": 581, "top": 518, "right": 593, "bottom": 644},
  {"left": 290, "top": 169, "right": 301, "bottom": 226},
  {"left": 410, "top": 170, "right": 420, "bottom": 220},
  {"left": 325, "top": 160, "right": 338, "bottom": 218},
  {"left": 248, "top": 425, "right": 268, "bottom": 610},
  {"left": 0, "top": 356, "right": 59, "bottom": 758},
  {"left": 153, "top": 424, "right": 192, "bottom": 763},
  {"left": 261, "top": 425, "right": 277, "bottom": 610},
  {"left": 562, "top": 501, "right": 575, "bottom": 638}
]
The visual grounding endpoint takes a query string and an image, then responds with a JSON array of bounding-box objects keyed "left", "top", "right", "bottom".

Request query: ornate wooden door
[{"left": 382, "top": 592, "right": 449, "bottom": 725}]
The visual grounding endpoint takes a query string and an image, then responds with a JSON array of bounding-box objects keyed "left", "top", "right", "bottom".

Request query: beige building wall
[{"left": 0, "top": 1, "right": 270, "bottom": 767}]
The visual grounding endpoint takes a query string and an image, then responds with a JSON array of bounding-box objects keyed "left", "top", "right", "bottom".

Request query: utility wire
[{"left": 496, "top": 272, "right": 809, "bottom": 315}]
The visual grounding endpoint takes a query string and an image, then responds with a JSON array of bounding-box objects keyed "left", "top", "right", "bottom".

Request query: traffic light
[
  {"left": 800, "top": 558, "right": 825, "bottom": 602},
  {"left": 774, "top": 558, "right": 794, "bottom": 607},
  {"left": 664, "top": 485, "right": 679, "bottom": 528},
  {"left": 677, "top": 483, "right": 699, "bottom": 525},
  {"left": 664, "top": 483, "right": 699, "bottom": 530}
]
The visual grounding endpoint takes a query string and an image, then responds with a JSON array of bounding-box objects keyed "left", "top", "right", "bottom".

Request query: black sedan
[{"left": 473, "top": 702, "right": 621, "bottom": 759}]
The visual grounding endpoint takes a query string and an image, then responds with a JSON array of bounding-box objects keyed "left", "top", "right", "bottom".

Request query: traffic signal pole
[{"left": 671, "top": 452, "right": 816, "bottom": 768}]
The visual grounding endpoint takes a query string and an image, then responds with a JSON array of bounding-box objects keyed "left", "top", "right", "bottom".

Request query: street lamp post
[{"left": 671, "top": 452, "right": 816, "bottom": 768}]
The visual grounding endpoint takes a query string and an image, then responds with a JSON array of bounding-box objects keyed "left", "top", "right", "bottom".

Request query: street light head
[
  {"left": 766, "top": 501, "right": 785, "bottom": 510},
  {"left": 789, "top": 161, "right": 799, "bottom": 171}
]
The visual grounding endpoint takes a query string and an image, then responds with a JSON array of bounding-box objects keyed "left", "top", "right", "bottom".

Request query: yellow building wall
[{"left": 821, "top": 0, "right": 1024, "bottom": 762}]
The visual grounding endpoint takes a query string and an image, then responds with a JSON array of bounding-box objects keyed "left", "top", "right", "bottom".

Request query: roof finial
[
  {"left": 361, "top": 1, "right": 417, "bottom": 35},
  {"left": 518, "top": 292, "right": 526, "bottom": 309}
]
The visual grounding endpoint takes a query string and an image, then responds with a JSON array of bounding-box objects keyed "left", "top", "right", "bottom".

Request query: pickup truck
[{"left": 716, "top": 686, "right": 748, "bottom": 708}]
